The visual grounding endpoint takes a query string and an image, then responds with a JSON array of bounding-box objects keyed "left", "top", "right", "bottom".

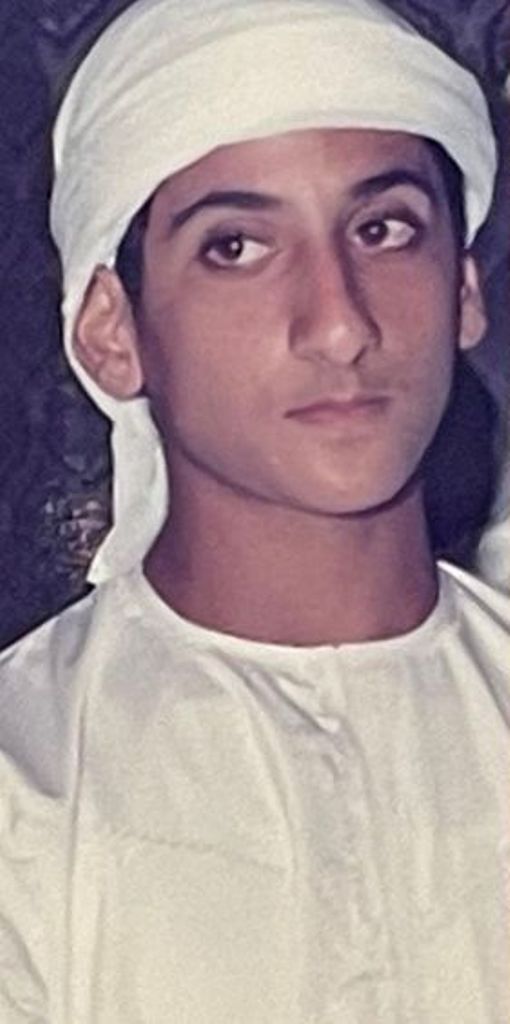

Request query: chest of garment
[{"left": 56, "top": 652, "right": 510, "bottom": 1023}]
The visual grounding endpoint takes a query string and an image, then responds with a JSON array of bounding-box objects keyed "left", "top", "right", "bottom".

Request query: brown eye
[
  {"left": 355, "top": 217, "right": 419, "bottom": 251},
  {"left": 213, "top": 234, "right": 244, "bottom": 261},
  {"left": 201, "top": 233, "right": 270, "bottom": 268}
]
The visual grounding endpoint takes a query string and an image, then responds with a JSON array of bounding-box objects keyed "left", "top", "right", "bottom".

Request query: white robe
[
  {"left": 477, "top": 451, "right": 510, "bottom": 595},
  {"left": 0, "top": 561, "right": 509, "bottom": 1023}
]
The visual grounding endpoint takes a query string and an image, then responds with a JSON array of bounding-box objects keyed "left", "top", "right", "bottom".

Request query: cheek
[
  {"left": 373, "top": 255, "right": 459, "bottom": 366},
  {"left": 139, "top": 296, "right": 282, "bottom": 442},
  {"left": 367, "top": 261, "right": 460, "bottom": 457},
  {"left": 390, "top": 328, "right": 456, "bottom": 438}
]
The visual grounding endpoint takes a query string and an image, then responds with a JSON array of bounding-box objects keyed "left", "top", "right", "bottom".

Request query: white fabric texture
[
  {"left": 49, "top": 0, "right": 498, "bottom": 585},
  {"left": 0, "top": 561, "right": 509, "bottom": 1023},
  {"left": 476, "top": 438, "right": 510, "bottom": 594}
]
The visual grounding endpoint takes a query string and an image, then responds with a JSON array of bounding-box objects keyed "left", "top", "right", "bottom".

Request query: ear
[
  {"left": 73, "top": 267, "right": 144, "bottom": 398},
  {"left": 458, "top": 255, "right": 487, "bottom": 352}
]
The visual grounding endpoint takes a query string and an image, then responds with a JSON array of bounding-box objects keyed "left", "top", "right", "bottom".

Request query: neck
[{"left": 144, "top": 468, "right": 437, "bottom": 647}]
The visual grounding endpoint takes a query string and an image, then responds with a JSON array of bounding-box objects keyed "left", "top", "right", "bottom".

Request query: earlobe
[
  {"left": 458, "top": 256, "right": 487, "bottom": 352},
  {"left": 73, "top": 267, "right": 144, "bottom": 398}
]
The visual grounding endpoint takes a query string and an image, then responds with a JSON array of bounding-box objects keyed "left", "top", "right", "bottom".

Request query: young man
[{"left": 0, "top": 1, "right": 508, "bottom": 1021}]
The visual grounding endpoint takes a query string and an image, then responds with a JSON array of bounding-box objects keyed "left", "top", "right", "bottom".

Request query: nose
[{"left": 289, "top": 242, "right": 381, "bottom": 366}]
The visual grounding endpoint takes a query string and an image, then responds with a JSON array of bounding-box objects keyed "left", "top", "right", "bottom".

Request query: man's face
[{"left": 134, "top": 128, "right": 482, "bottom": 516}]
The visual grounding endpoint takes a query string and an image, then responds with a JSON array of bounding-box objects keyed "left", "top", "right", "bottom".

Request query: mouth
[{"left": 285, "top": 394, "right": 390, "bottom": 425}]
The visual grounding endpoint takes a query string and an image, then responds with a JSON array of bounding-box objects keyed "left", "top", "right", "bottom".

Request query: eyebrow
[
  {"left": 168, "top": 168, "right": 440, "bottom": 232},
  {"left": 170, "top": 190, "right": 282, "bottom": 231},
  {"left": 349, "top": 168, "right": 440, "bottom": 208}
]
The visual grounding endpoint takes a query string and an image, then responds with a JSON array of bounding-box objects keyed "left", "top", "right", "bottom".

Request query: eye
[
  {"left": 200, "top": 232, "right": 270, "bottom": 269},
  {"left": 353, "top": 216, "right": 421, "bottom": 251}
]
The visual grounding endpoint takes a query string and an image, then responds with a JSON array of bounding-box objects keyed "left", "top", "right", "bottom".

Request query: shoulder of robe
[
  {"left": 476, "top": 515, "right": 510, "bottom": 596},
  {"left": 440, "top": 560, "right": 510, "bottom": 726},
  {"left": 475, "top": 446, "right": 510, "bottom": 596},
  {"left": 0, "top": 596, "right": 103, "bottom": 1023},
  {"left": 0, "top": 585, "right": 101, "bottom": 799},
  {"left": 441, "top": 559, "right": 510, "bottom": 628}
]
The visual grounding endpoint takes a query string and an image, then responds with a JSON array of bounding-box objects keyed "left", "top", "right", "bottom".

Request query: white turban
[{"left": 50, "top": 0, "right": 498, "bottom": 584}]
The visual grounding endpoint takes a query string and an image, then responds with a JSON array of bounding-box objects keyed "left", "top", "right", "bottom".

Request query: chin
[{"left": 280, "top": 463, "right": 421, "bottom": 518}]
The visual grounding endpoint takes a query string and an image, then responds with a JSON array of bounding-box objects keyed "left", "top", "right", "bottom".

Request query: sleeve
[
  {"left": 0, "top": 754, "right": 51, "bottom": 1023},
  {"left": 0, "top": 600, "right": 95, "bottom": 1023}
]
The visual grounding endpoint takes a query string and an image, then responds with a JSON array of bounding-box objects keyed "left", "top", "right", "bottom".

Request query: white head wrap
[{"left": 50, "top": 0, "right": 498, "bottom": 584}]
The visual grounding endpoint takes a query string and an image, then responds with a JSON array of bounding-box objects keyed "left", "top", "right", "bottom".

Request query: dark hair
[
  {"left": 115, "top": 139, "right": 467, "bottom": 310},
  {"left": 426, "top": 139, "right": 466, "bottom": 245},
  {"left": 423, "top": 354, "right": 498, "bottom": 566},
  {"left": 115, "top": 196, "right": 152, "bottom": 311}
]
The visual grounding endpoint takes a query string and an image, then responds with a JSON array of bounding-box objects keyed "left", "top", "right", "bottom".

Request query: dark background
[{"left": 0, "top": 0, "right": 509, "bottom": 649}]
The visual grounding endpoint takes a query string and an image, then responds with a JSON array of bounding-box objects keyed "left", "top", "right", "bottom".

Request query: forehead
[{"left": 149, "top": 128, "right": 442, "bottom": 212}]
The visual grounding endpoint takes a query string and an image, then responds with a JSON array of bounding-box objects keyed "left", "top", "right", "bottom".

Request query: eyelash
[
  {"left": 197, "top": 210, "right": 425, "bottom": 270},
  {"left": 352, "top": 210, "right": 425, "bottom": 250},
  {"left": 198, "top": 231, "right": 271, "bottom": 270}
]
